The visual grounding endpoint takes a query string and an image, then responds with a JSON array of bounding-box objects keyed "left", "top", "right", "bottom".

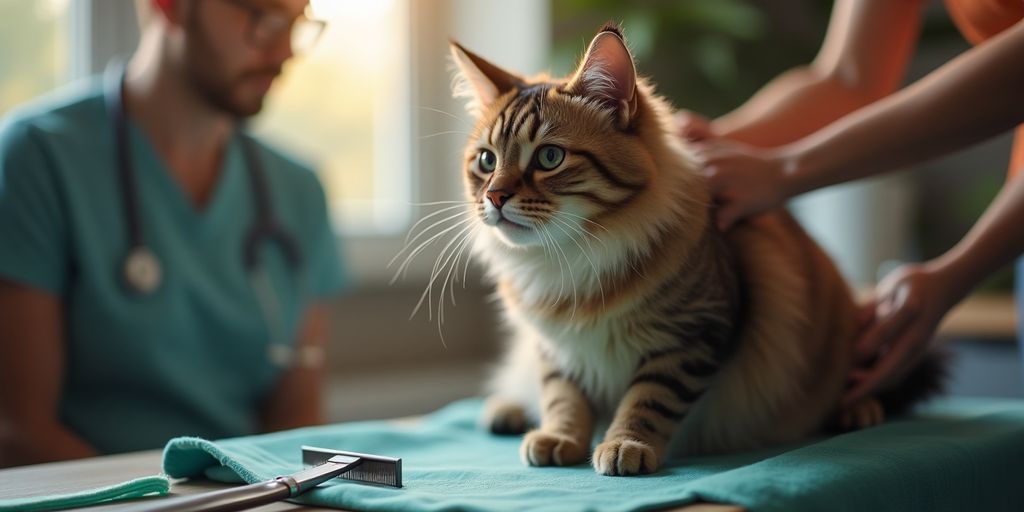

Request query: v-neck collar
[{"left": 127, "top": 121, "right": 246, "bottom": 237}]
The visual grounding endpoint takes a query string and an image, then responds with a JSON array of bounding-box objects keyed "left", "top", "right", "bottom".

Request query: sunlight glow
[{"left": 256, "top": 0, "right": 409, "bottom": 234}]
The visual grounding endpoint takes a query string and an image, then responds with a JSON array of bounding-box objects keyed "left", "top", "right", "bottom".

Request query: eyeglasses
[{"left": 216, "top": 0, "right": 327, "bottom": 54}]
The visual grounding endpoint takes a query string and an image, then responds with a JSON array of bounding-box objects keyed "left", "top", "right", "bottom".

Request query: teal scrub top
[{"left": 0, "top": 78, "right": 348, "bottom": 454}]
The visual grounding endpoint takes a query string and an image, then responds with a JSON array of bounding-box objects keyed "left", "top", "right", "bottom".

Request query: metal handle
[{"left": 124, "top": 480, "right": 290, "bottom": 512}]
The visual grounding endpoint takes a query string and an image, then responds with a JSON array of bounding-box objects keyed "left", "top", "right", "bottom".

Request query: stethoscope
[{"left": 103, "top": 61, "right": 306, "bottom": 367}]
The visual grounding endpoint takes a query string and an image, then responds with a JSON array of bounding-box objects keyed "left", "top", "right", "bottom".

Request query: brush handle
[
  {"left": 124, "top": 480, "right": 290, "bottom": 512},
  {"left": 125, "top": 456, "right": 360, "bottom": 512}
]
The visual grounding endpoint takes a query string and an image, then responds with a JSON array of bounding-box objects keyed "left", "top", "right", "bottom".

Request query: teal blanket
[{"left": 162, "top": 397, "right": 1024, "bottom": 512}]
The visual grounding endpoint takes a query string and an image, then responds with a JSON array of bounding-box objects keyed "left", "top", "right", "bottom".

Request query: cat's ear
[
  {"left": 449, "top": 40, "right": 522, "bottom": 116},
  {"left": 567, "top": 24, "right": 638, "bottom": 128}
]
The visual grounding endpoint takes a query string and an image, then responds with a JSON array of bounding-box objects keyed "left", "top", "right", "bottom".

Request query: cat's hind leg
[
  {"left": 835, "top": 349, "right": 949, "bottom": 431},
  {"left": 482, "top": 396, "right": 531, "bottom": 435},
  {"left": 838, "top": 397, "right": 885, "bottom": 431},
  {"left": 481, "top": 332, "right": 543, "bottom": 435}
]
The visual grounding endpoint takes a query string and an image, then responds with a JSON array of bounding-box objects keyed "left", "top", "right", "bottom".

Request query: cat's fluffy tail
[{"left": 876, "top": 347, "right": 951, "bottom": 417}]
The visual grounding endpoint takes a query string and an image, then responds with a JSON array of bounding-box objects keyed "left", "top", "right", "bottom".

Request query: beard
[
  {"left": 183, "top": 8, "right": 281, "bottom": 118},
  {"left": 187, "top": 61, "right": 280, "bottom": 118}
]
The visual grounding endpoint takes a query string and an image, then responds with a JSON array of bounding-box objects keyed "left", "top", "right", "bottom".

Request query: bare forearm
[
  {"left": 0, "top": 283, "right": 92, "bottom": 467},
  {"left": 714, "top": 67, "right": 881, "bottom": 147},
  {"left": 262, "top": 365, "right": 326, "bottom": 431},
  {"left": 932, "top": 170, "right": 1024, "bottom": 301},
  {"left": 714, "top": 0, "right": 922, "bottom": 148},
  {"left": 261, "top": 304, "right": 329, "bottom": 431},
  {"left": 783, "top": 19, "right": 1024, "bottom": 196},
  {"left": 0, "top": 422, "right": 97, "bottom": 467}
]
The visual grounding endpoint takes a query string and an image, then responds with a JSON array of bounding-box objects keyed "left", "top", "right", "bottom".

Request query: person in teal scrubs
[{"left": 0, "top": 0, "right": 347, "bottom": 466}]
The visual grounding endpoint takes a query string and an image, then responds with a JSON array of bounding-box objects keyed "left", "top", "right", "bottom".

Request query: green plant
[{"left": 550, "top": 0, "right": 831, "bottom": 115}]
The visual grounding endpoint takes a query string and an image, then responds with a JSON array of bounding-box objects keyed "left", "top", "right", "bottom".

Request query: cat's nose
[{"left": 486, "top": 189, "right": 514, "bottom": 209}]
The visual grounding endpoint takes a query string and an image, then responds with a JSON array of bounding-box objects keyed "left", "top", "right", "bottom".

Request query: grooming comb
[{"left": 128, "top": 446, "right": 401, "bottom": 512}]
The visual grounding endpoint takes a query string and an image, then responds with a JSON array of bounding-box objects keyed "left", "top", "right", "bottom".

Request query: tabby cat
[{"left": 445, "top": 23, "right": 943, "bottom": 476}]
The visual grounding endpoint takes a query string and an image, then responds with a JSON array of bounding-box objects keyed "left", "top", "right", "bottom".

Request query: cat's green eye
[
  {"left": 536, "top": 145, "right": 565, "bottom": 170},
  {"left": 479, "top": 149, "right": 497, "bottom": 173}
]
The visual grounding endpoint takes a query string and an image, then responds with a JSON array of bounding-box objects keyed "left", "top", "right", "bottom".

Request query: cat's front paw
[
  {"left": 481, "top": 397, "right": 530, "bottom": 435},
  {"left": 520, "top": 430, "right": 588, "bottom": 467},
  {"left": 592, "top": 437, "right": 659, "bottom": 476}
]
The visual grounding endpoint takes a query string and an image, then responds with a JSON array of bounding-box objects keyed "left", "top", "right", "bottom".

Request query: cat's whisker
[
  {"left": 391, "top": 218, "right": 471, "bottom": 286},
  {"left": 575, "top": 224, "right": 606, "bottom": 250},
  {"left": 537, "top": 224, "right": 566, "bottom": 306},
  {"left": 435, "top": 229, "right": 474, "bottom": 344},
  {"left": 427, "top": 225, "right": 472, "bottom": 310},
  {"left": 542, "top": 223, "right": 578, "bottom": 320},
  {"left": 536, "top": 221, "right": 553, "bottom": 261},
  {"left": 460, "top": 242, "right": 474, "bottom": 288},
  {"left": 442, "top": 225, "right": 478, "bottom": 309},
  {"left": 458, "top": 226, "right": 480, "bottom": 290},
  {"left": 438, "top": 227, "right": 479, "bottom": 339},
  {"left": 548, "top": 216, "right": 606, "bottom": 310},
  {"left": 398, "top": 205, "right": 469, "bottom": 247},
  {"left": 417, "top": 242, "right": 446, "bottom": 320},
  {"left": 555, "top": 210, "right": 611, "bottom": 234},
  {"left": 417, "top": 105, "right": 473, "bottom": 126},
  {"left": 552, "top": 216, "right": 595, "bottom": 254},
  {"left": 398, "top": 206, "right": 469, "bottom": 251},
  {"left": 552, "top": 211, "right": 608, "bottom": 252},
  {"left": 407, "top": 200, "right": 476, "bottom": 207},
  {"left": 413, "top": 222, "right": 477, "bottom": 323},
  {"left": 419, "top": 130, "right": 473, "bottom": 140},
  {"left": 436, "top": 227, "right": 476, "bottom": 332},
  {"left": 548, "top": 225, "right": 581, "bottom": 319},
  {"left": 547, "top": 217, "right": 590, "bottom": 273},
  {"left": 391, "top": 216, "right": 475, "bottom": 285},
  {"left": 625, "top": 251, "right": 647, "bottom": 280}
]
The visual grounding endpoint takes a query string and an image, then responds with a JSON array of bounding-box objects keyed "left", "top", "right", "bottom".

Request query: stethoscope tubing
[
  {"left": 103, "top": 60, "right": 309, "bottom": 366},
  {"left": 103, "top": 60, "right": 302, "bottom": 295}
]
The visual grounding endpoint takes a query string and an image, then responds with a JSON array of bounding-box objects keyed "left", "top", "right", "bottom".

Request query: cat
[{"left": 444, "top": 23, "right": 944, "bottom": 476}]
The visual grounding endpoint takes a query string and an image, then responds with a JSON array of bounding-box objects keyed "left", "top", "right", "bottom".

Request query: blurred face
[{"left": 181, "top": 0, "right": 308, "bottom": 117}]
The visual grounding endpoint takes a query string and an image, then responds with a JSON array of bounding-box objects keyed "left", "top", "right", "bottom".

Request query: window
[
  {"left": 254, "top": 0, "right": 411, "bottom": 236},
  {"left": 0, "top": 0, "right": 73, "bottom": 115},
  {"left": 2, "top": 0, "right": 549, "bottom": 283}
]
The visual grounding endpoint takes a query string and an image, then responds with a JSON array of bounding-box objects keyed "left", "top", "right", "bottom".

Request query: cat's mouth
[
  {"left": 483, "top": 208, "right": 534, "bottom": 232},
  {"left": 498, "top": 217, "right": 532, "bottom": 231}
]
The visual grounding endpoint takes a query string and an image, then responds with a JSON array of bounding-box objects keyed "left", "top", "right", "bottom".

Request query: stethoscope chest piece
[
  {"left": 105, "top": 59, "right": 300, "bottom": 309},
  {"left": 123, "top": 246, "right": 162, "bottom": 294}
]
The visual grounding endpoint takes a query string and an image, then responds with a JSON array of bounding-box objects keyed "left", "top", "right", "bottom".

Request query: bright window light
[
  {"left": 254, "top": 0, "right": 411, "bottom": 236},
  {"left": 0, "top": 0, "right": 72, "bottom": 115}
]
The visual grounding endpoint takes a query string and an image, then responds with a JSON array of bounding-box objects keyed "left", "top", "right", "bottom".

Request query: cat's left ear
[
  {"left": 567, "top": 26, "right": 638, "bottom": 129},
  {"left": 449, "top": 40, "right": 523, "bottom": 116}
]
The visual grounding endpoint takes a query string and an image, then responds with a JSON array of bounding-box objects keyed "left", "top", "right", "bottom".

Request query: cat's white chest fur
[
  {"left": 481, "top": 233, "right": 680, "bottom": 417},
  {"left": 502, "top": 303, "right": 657, "bottom": 416}
]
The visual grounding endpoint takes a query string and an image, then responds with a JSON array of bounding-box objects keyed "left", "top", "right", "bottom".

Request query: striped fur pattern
[{"left": 447, "top": 24, "right": 923, "bottom": 476}]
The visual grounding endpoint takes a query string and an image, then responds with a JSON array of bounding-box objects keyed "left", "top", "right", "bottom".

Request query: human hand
[
  {"left": 675, "top": 109, "right": 715, "bottom": 142},
  {"left": 690, "top": 140, "right": 790, "bottom": 231},
  {"left": 843, "top": 262, "right": 963, "bottom": 408}
]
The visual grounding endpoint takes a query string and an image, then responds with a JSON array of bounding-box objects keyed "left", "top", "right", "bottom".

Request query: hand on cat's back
[
  {"left": 675, "top": 109, "right": 715, "bottom": 142},
  {"left": 691, "top": 139, "right": 790, "bottom": 231}
]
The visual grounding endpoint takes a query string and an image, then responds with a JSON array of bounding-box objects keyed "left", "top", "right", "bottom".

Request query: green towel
[
  {"left": 0, "top": 475, "right": 169, "bottom": 512},
  {"left": 159, "top": 397, "right": 1024, "bottom": 512}
]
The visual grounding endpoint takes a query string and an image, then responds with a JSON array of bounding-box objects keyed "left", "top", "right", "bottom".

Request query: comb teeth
[
  {"left": 302, "top": 446, "right": 403, "bottom": 488},
  {"left": 341, "top": 460, "right": 401, "bottom": 487}
]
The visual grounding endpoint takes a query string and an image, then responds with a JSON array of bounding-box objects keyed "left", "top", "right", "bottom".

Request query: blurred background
[{"left": 2, "top": 0, "right": 1019, "bottom": 422}]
